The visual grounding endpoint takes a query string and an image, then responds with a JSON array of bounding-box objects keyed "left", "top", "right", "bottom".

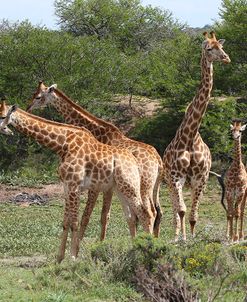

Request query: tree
[
  {"left": 54, "top": 0, "right": 180, "bottom": 52},
  {"left": 214, "top": 0, "right": 247, "bottom": 95}
]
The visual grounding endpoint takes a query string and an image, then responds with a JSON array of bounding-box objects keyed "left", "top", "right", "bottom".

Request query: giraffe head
[
  {"left": 0, "top": 99, "right": 16, "bottom": 135},
  {"left": 230, "top": 119, "right": 246, "bottom": 140},
  {"left": 27, "top": 81, "right": 57, "bottom": 112},
  {"left": 202, "top": 31, "right": 230, "bottom": 64}
]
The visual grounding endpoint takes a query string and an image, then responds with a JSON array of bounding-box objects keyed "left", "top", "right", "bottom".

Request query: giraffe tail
[
  {"left": 209, "top": 171, "right": 227, "bottom": 212},
  {"left": 153, "top": 166, "right": 164, "bottom": 237}
]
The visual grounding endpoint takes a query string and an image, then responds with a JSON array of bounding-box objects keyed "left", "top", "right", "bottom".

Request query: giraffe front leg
[
  {"left": 79, "top": 189, "right": 99, "bottom": 241},
  {"left": 233, "top": 193, "right": 244, "bottom": 242},
  {"left": 100, "top": 189, "right": 114, "bottom": 241},
  {"left": 68, "top": 189, "right": 81, "bottom": 260},
  {"left": 57, "top": 184, "right": 81, "bottom": 262},
  {"left": 57, "top": 203, "right": 69, "bottom": 263}
]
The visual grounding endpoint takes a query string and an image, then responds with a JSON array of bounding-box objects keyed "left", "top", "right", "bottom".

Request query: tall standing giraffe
[
  {"left": 163, "top": 32, "right": 231, "bottom": 241},
  {"left": 27, "top": 82, "right": 163, "bottom": 240},
  {"left": 0, "top": 100, "right": 154, "bottom": 262},
  {"left": 223, "top": 120, "right": 247, "bottom": 242}
]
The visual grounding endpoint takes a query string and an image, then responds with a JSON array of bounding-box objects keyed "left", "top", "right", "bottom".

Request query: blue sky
[{"left": 0, "top": 0, "right": 222, "bottom": 28}]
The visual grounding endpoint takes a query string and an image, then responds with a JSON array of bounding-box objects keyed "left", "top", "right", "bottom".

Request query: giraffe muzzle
[{"left": 222, "top": 56, "right": 231, "bottom": 64}]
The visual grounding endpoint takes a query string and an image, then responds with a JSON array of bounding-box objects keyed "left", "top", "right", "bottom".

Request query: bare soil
[{"left": 0, "top": 183, "right": 63, "bottom": 203}]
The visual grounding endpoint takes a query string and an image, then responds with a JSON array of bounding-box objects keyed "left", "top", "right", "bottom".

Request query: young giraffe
[
  {"left": 27, "top": 82, "right": 163, "bottom": 240},
  {"left": 163, "top": 31, "right": 231, "bottom": 241},
  {"left": 223, "top": 120, "right": 247, "bottom": 242},
  {"left": 0, "top": 100, "right": 154, "bottom": 263}
]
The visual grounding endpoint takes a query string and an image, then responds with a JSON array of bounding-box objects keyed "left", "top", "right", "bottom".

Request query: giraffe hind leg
[
  {"left": 114, "top": 189, "right": 138, "bottom": 237},
  {"left": 100, "top": 189, "right": 114, "bottom": 241},
  {"left": 169, "top": 182, "right": 186, "bottom": 241}
]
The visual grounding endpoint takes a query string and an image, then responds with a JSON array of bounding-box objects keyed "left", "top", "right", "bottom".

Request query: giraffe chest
[{"left": 226, "top": 167, "right": 247, "bottom": 187}]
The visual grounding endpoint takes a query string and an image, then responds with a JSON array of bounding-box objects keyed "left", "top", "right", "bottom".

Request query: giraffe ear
[
  {"left": 218, "top": 39, "right": 225, "bottom": 45},
  {"left": 230, "top": 124, "right": 234, "bottom": 130},
  {"left": 202, "top": 40, "right": 208, "bottom": 48},
  {"left": 240, "top": 124, "right": 246, "bottom": 131},
  {"left": 48, "top": 84, "right": 57, "bottom": 93}
]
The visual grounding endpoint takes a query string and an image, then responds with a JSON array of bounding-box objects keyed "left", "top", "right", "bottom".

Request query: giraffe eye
[
  {"left": 35, "top": 97, "right": 41, "bottom": 100},
  {"left": 207, "top": 48, "right": 212, "bottom": 51}
]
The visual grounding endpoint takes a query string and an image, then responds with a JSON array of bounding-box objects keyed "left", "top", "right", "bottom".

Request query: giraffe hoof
[
  {"left": 189, "top": 220, "right": 196, "bottom": 235},
  {"left": 56, "top": 255, "right": 64, "bottom": 264},
  {"left": 178, "top": 211, "right": 185, "bottom": 219}
]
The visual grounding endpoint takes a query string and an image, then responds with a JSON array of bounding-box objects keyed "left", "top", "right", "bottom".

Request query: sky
[{"left": 0, "top": 0, "right": 223, "bottom": 29}]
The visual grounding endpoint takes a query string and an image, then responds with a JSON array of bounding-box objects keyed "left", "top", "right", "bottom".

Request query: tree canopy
[{"left": 0, "top": 0, "right": 246, "bottom": 173}]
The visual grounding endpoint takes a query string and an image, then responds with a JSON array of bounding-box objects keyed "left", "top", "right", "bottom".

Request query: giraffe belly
[{"left": 79, "top": 167, "right": 114, "bottom": 192}]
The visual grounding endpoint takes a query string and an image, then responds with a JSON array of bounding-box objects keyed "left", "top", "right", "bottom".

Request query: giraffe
[
  {"left": 27, "top": 82, "right": 163, "bottom": 240},
  {"left": 0, "top": 100, "right": 13, "bottom": 135},
  {"left": 0, "top": 100, "right": 154, "bottom": 263},
  {"left": 163, "top": 31, "right": 231, "bottom": 241},
  {"left": 223, "top": 120, "right": 247, "bottom": 242}
]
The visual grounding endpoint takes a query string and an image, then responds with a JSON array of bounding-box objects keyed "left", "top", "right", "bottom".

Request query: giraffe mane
[
  {"left": 53, "top": 88, "right": 120, "bottom": 132},
  {"left": 14, "top": 107, "right": 92, "bottom": 134}
]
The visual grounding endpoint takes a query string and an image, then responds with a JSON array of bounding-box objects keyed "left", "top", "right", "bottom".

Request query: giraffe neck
[
  {"left": 10, "top": 108, "right": 82, "bottom": 156},
  {"left": 233, "top": 137, "right": 242, "bottom": 166},
  {"left": 52, "top": 89, "right": 124, "bottom": 144},
  {"left": 177, "top": 53, "right": 213, "bottom": 140}
]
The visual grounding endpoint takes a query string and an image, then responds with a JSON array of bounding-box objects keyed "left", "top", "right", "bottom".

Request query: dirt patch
[
  {"left": 0, "top": 256, "right": 47, "bottom": 268},
  {"left": 0, "top": 183, "right": 63, "bottom": 203},
  {"left": 111, "top": 95, "right": 161, "bottom": 133}
]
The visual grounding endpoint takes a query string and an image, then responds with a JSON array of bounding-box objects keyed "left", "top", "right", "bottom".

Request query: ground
[
  {"left": 0, "top": 183, "right": 63, "bottom": 203},
  {"left": 0, "top": 180, "right": 246, "bottom": 302}
]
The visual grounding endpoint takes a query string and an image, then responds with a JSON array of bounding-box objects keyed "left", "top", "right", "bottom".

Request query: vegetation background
[
  {"left": 0, "top": 0, "right": 246, "bottom": 179},
  {"left": 0, "top": 0, "right": 246, "bottom": 301}
]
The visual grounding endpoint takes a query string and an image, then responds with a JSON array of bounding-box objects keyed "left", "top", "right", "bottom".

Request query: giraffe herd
[{"left": 0, "top": 31, "right": 246, "bottom": 262}]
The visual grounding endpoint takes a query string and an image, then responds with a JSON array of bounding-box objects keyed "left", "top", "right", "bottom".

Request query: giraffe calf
[{"left": 224, "top": 120, "right": 247, "bottom": 242}]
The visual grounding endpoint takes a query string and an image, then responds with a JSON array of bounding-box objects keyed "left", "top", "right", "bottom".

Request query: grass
[{"left": 0, "top": 178, "right": 246, "bottom": 301}]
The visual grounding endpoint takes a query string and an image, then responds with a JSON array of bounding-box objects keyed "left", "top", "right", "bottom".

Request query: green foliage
[
  {"left": 0, "top": 0, "right": 246, "bottom": 176},
  {"left": 201, "top": 97, "right": 247, "bottom": 162},
  {"left": 130, "top": 108, "right": 184, "bottom": 155},
  {"left": 214, "top": 0, "right": 247, "bottom": 95},
  {"left": 0, "top": 185, "right": 246, "bottom": 301},
  {"left": 54, "top": 0, "right": 180, "bottom": 53},
  {"left": 131, "top": 233, "right": 168, "bottom": 270},
  {"left": 230, "top": 243, "right": 247, "bottom": 262}
]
